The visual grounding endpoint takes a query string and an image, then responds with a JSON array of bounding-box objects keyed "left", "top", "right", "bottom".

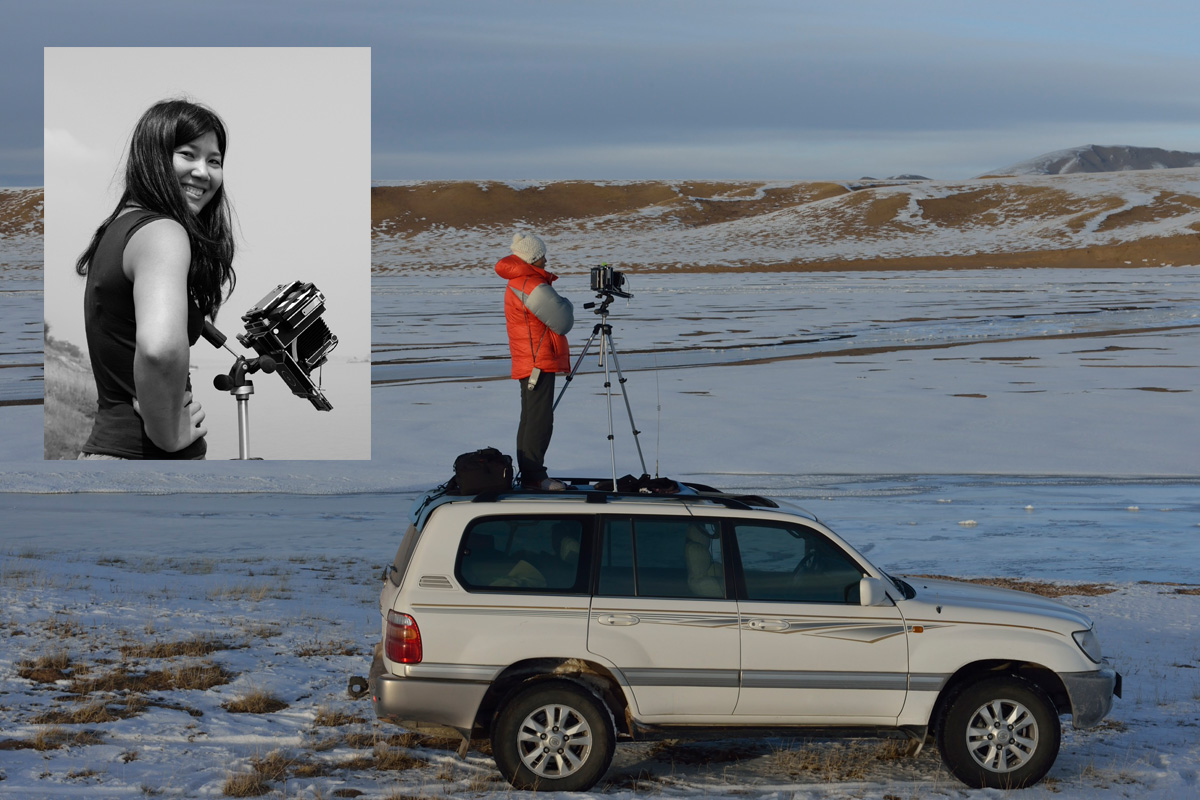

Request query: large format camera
[
  {"left": 237, "top": 281, "right": 338, "bottom": 411},
  {"left": 590, "top": 264, "right": 631, "bottom": 298}
]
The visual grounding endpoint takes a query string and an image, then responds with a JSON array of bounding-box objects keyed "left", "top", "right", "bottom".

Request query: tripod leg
[
  {"left": 601, "top": 330, "right": 618, "bottom": 487},
  {"left": 553, "top": 326, "right": 600, "bottom": 412},
  {"left": 602, "top": 331, "right": 649, "bottom": 476}
]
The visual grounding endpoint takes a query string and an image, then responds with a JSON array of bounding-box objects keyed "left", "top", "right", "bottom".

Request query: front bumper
[{"left": 1062, "top": 665, "right": 1122, "bottom": 729}]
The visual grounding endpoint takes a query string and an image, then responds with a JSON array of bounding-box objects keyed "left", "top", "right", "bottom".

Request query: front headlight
[{"left": 1073, "top": 628, "right": 1103, "bottom": 663}]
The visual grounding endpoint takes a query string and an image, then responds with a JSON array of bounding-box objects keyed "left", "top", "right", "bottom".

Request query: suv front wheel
[
  {"left": 937, "top": 676, "right": 1061, "bottom": 789},
  {"left": 492, "top": 680, "right": 616, "bottom": 791}
]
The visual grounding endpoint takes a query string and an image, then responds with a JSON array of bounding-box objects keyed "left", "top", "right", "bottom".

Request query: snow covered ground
[
  {"left": 2, "top": 477, "right": 1198, "bottom": 799},
  {"left": 2, "top": 263, "right": 1199, "bottom": 798}
]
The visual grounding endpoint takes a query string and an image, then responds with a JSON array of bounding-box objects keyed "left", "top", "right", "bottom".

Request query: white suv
[{"left": 368, "top": 480, "right": 1120, "bottom": 791}]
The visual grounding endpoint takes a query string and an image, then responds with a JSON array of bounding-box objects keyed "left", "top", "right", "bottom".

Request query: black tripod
[
  {"left": 202, "top": 321, "right": 277, "bottom": 460},
  {"left": 554, "top": 292, "right": 647, "bottom": 487}
]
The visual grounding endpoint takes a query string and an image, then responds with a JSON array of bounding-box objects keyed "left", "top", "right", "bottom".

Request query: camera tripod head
[{"left": 584, "top": 291, "right": 621, "bottom": 316}]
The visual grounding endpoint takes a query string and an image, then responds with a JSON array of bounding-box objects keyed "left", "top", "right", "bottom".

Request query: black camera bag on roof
[{"left": 448, "top": 447, "right": 514, "bottom": 495}]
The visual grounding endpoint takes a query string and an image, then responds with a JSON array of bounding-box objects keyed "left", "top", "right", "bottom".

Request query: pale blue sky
[{"left": 3, "top": 0, "right": 1199, "bottom": 184}]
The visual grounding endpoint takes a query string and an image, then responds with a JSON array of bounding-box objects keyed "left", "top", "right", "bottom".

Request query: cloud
[{"left": 43, "top": 128, "right": 100, "bottom": 164}]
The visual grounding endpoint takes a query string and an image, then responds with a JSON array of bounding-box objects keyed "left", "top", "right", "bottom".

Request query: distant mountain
[{"left": 989, "top": 144, "right": 1200, "bottom": 176}]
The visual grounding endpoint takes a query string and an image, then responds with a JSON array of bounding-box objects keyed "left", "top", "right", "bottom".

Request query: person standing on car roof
[{"left": 496, "top": 232, "right": 574, "bottom": 490}]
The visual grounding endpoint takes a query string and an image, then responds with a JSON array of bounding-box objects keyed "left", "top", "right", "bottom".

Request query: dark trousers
[{"left": 517, "top": 372, "right": 555, "bottom": 484}]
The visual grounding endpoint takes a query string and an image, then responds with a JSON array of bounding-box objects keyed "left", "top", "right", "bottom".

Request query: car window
[
  {"left": 733, "top": 522, "right": 864, "bottom": 604},
  {"left": 598, "top": 516, "right": 725, "bottom": 599},
  {"left": 390, "top": 523, "right": 421, "bottom": 586},
  {"left": 457, "top": 516, "right": 586, "bottom": 593}
]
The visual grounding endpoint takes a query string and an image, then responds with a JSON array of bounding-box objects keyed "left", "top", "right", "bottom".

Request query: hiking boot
[{"left": 523, "top": 477, "right": 567, "bottom": 491}]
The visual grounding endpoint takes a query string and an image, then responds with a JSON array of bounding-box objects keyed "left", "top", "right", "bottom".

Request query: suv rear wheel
[
  {"left": 492, "top": 681, "right": 615, "bottom": 791},
  {"left": 937, "top": 676, "right": 1061, "bottom": 789}
]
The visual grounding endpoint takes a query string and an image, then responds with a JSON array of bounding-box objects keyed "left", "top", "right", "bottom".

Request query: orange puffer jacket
[{"left": 496, "top": 254, "right": 574, "bottom": 379}]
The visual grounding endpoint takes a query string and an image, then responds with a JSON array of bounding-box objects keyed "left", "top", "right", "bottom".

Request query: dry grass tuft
[
  {"left": 40, "top": 614, "right": 90, "bottom": 638},
  {"left": 313, "top": 704, "right": 366, "bottom": 727},
  {"left": 296, "top": 638, "right": 360, "bottom": 657},
  {"left": 343, "top": 731, "right": 377, "bottom": 750},
  {"left": 69, "top": 660, "right": 234, "bottom": 694},
  {"left": 17, "top": 649, "right": 76, "bottom": 683},
  {"left": 207, "top": 582, "right": 277, "bottom": 602},
  {"left": 31, "top": 697, "right": 146, "bottom": 725},
  {"left": 909, "top": 574, "right": 1115, "bottom": 597},
  {"left": 222, "top": 689, "right": 289, "bottom": 714},
  {"left": 241, "top": 623, "right": 282, "bottom": 640},
  {"left": 336, "top": 754, "right": 377, "bottom": 771},
  {"left": 248, "top": 749, "right": 302, "bottom": 782},
  {"left": 222, "top": 771, "right": 270, "bottom": 797},
  {"left": 26, "top": 726, "right": 107, "bottom": 751},
  {"left": 604, "top": 769, "right": 666, "bottom": 791},
  {"left": 379, "top": 730, "right": 478, "bottom": 753},
  {"left": 372, "top": 743, "right": 427, "bottom": 771},
  {"left": 119, "top": 635, "right": 232, "bottom": 659},
  {"left": 777, "top": 738, "right": 908, "bottom": 781}
]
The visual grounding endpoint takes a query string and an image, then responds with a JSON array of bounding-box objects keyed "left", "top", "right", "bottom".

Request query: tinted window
[
  {"left": 598, "top": 517, "right": 725, "bottom": 599},
  {"left": 390, "top": 523, "right": 420, "bottom": 586},
  {"left": 733, "top": 522, "right": 864, "bottom": 604},
  {"left": 458, "top": 516, "right": 586, "bottom": 593}
]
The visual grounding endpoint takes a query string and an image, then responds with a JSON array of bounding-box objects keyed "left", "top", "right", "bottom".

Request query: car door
[
  {"left": 730, "top": 519, "right": 909, "bottom": 721},
  {"left": 587, "top": 514, "right": 741, "bottom": 719}
]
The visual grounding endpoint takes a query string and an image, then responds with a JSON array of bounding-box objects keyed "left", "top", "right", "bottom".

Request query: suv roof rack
[
  {"left": 410, "top": 478, "right": 780, "bottom": 528},
  {"left": 412, "top": 479, "right": 782, "bottom": 522}
]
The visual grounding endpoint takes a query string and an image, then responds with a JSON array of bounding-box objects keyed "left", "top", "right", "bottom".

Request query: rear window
[
  {"left": 456, "top": 516, "right": 588, "bottom": 594},
  {"left": 597, "top": 516, "right": 725, "bottom": 599},
  {"left": 390, "top": 523, "right": 420, "bottom": 586}
]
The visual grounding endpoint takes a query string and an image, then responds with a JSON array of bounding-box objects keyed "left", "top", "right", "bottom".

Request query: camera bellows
[{"left": 237, "top": 281, "right": 338, "bottom": 411}]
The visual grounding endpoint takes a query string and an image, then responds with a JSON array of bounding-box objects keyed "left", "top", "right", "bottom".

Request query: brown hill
[
  {"left": 371, "top": 181, "right": 850, "bottom": 236},
  {"left": 372, "top": 173, "right": 1200, "bottom": 273},
  {"left": 0, "top": 187, "right": 43, "bottom": 238}
]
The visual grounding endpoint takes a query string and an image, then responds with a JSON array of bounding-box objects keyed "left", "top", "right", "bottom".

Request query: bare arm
[{"left": 124, "top": 218, "right": 208, "bottom": 452}]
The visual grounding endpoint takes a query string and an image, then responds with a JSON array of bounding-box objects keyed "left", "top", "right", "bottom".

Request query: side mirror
[{"left": 859, "top": 576, "right": 890, "bottom": 607}]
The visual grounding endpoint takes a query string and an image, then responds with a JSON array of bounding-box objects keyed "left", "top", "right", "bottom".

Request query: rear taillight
[{"left": 385, "top": 611, "right": 422, "bottom": 664}]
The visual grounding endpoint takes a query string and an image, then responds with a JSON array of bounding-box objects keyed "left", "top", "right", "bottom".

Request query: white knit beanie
[{"left": 512, "top": 232, "right": 547, "bottom": 264}]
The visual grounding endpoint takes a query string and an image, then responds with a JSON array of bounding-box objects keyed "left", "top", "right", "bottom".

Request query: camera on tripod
[
  {"left": 238, "top": 281, "right": 338, "bottom": 411},
  {"left": 590, "top": 264, "right": 632, "bottom": 299},
  {"left": 202, "top": 280, "right": 338, "bottom": 459}
]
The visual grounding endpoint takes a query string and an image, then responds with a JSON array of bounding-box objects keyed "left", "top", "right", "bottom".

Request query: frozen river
[{"left": 371, "top": 267, "right": 1200, "bottom": 383}]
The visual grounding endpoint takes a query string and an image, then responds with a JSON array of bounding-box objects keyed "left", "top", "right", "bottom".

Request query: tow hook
[{"left": 347, "top": 675, "right": 370, "bottom": 700}]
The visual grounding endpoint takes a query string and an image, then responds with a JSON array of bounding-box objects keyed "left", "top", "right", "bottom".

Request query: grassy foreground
[{"left": 43, "top": 327, "right": 95, "bottom": 460}]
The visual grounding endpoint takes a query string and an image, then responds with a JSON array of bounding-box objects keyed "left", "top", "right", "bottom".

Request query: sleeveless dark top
[{"left": 80, "top": 209, "right": 207, "bottom": 459}]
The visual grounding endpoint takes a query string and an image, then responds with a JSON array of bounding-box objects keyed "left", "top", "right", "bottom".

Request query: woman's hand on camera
[{"left": 133, "top": 391, "right": 207, "bottom": 452}]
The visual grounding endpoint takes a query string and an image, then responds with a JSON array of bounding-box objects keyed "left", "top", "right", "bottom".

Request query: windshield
[{"left": 882, "top": 571, "right": 916, "bottom": 600}]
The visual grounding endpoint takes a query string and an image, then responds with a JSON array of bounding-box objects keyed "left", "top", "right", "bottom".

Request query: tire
[
  {"left": 491, "top": 681, "right": 615, "bottom": 792},
  {"left": 936, "top": 676, "right": 1061, "bottom": 789}
]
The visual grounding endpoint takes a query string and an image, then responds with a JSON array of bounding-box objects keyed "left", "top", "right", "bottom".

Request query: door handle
[
  {"left": 746, "top": 618, "right": 790, "bottom": 632},
  {"left": 597, "top": 614, "right": 640, "bottom": 626}
]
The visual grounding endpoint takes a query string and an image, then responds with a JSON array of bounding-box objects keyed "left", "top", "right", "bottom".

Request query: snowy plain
[{"left": 3, "top": 257, "right": 1200, "bottom": 798}]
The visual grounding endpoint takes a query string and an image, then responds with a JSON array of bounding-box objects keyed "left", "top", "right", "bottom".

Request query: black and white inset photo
[{"left": 44, "top": 47, "right": 371, "bottom": 460}]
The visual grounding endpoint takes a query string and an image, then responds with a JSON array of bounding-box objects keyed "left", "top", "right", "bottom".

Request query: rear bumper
[
  {"left": 1062, "top": 665, "right": 1122, "bottom": 729},
  {"left": 369, "top": 646, "right": 490, "bottom": 732}
]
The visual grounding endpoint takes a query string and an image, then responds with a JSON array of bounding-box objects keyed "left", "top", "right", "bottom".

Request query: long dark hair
[{"left": 76, "top": 99, "right": 236, "bottom": 318}]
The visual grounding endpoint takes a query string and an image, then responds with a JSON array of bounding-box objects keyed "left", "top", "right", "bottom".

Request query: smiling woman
[{"left": 73, "top": 100, "right": 237, "bottom": 460}]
